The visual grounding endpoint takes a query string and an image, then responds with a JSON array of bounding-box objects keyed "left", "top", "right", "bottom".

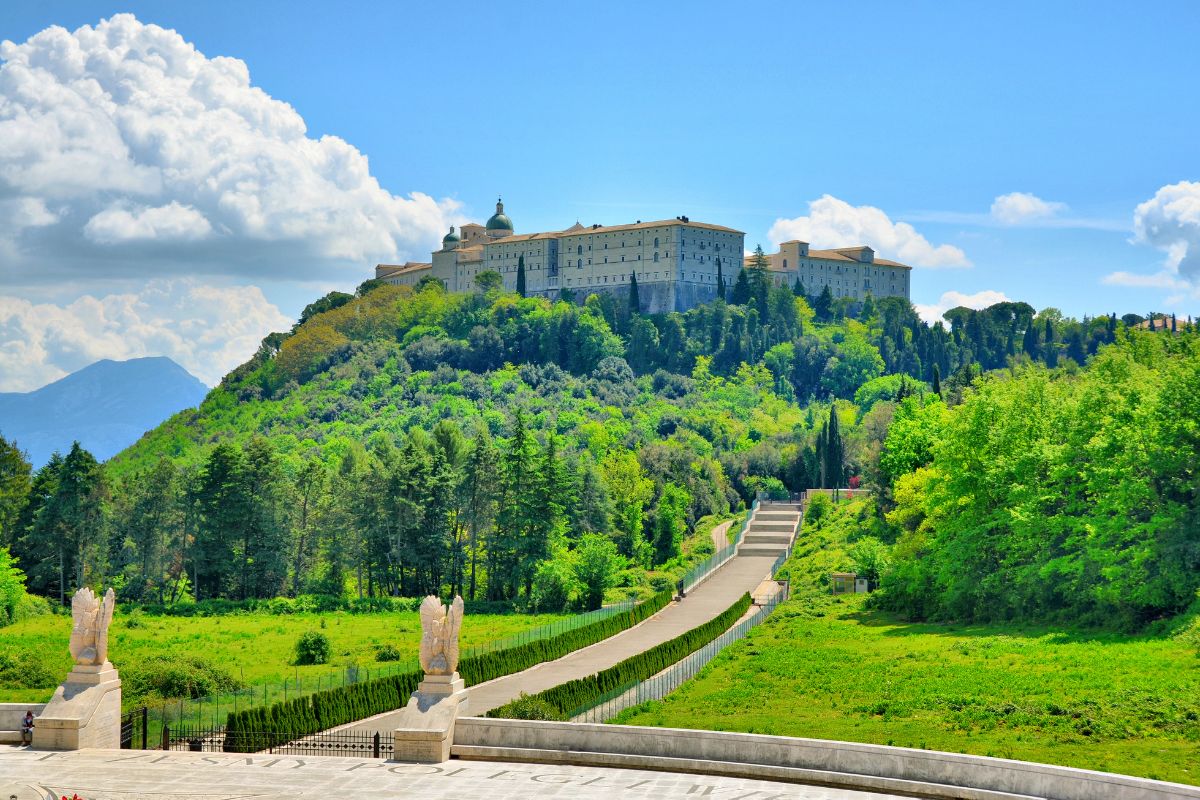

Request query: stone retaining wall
[{"left": 452, "top": 718, "right": 1200, "bottom": 800}]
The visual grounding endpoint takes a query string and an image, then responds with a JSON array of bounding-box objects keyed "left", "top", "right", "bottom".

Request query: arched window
[
  {"left": 653, "top": 252, "right": 659, "bottom": 263},
  {"left": 654, "top": 237, "right": 659, "bottom": 248},
  {"left": 577, "top": 245, "right": 582, "bottom": 255},
  {"left": 783, "top": 259, "right": 788, "bottom": 269},
  {"left": 577, "top": 259, "right": 583, "bottom": 268}
]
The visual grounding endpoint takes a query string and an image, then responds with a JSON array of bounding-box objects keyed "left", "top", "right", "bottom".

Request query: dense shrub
[
  {"left": 124, "top": 655, "right": 243, "bottom": 701},
  {"left": 374, "top": 643, "right": 402, "bottom": 662},
  {"left": 0, "top": 650, "right": 56, "bottom": 689},
  {"left": 505, "top": 693, "right": 567, "bottom": 721},
  {"left": 488, "top": 592, "right": 752, "bottom": 719},
  {"left": 294, "top": 631, "right": 332, "bottom": 665},
  {"left": 222, "top": 589, "right": 673, "bottom": 744}
]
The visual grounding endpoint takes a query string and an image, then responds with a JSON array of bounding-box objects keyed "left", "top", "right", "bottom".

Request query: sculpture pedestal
[
  {"left": 33, "top": 663, "right": 122, "bottom": 751},
  {"left": 392, "top": 673, "right": 469, "bottom": 763}
]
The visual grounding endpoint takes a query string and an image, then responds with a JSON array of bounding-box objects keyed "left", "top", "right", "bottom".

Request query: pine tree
[
  {"left": 463, "top": 429, "right": 497, "bottom": 601},
  {"left": 793, "top": 277, "right": 806, "bottom": 298},
  {"left": 516, "top": 255, "right": 526, "bottom": 298},
  {"left": 0, "top": 435, "right": 31, "bottom": 547},
  {"left": 814, "top": 285, "right": 834, "bottom": 322},
  {"left": 730, "top": 269, "right": 751, "bottom": 306},
  {"left": 628, "top": 272, "right": 641, "bottom": 314}
]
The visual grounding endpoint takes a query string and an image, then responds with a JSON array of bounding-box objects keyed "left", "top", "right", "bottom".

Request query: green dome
[
  {"left": 442, "top": 226, "right": 460, "bottom": 245},
  {"left": 486, "top": 197, "right": 513, "bottom": 232}
]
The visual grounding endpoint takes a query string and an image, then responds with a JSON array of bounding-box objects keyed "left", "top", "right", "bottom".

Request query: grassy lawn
[
  {"left": 0, "top": 609, "right": 567, "bottom": 705},
  {"left": 614, "top": 500, "right": 1200, "bottom": 785}
]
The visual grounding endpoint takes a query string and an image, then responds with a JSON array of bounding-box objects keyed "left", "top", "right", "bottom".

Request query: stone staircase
[{"left": 736, "top": 502, "right": 801, "bottom": 557}]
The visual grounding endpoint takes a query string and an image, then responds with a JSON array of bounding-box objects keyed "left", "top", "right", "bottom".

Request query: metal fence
[
  {"left": 570, "top": 586, "right": 788, "bottom": 723},
  {"left": 160, "top": 724, "right": 393, "bottom": 758},
  {"left": 120, "top": 706, "right": 149, "bottom": 749},
  {"left": 678, "top": 499, "right": 760, "bottom": 595},
  {"left": 460, "top": 599, "right": 636, "bottom": 659}
]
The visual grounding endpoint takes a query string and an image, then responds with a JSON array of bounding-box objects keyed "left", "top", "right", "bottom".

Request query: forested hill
[{"left": 2, "top": 270, "right": 1185, "bottom": 618}]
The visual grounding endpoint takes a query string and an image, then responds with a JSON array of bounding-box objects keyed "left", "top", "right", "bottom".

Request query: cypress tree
[
  {"left": 1172, "top": 313, "right": 1177, "bottom": 333},
  {"left": 628, "top": 272, "right": 640, "bottom": 314},
  {"left": 730, "top": 269, "right": 751, "bottom": 305},
  {"left": 516, "top": 255, "right": 526, "bottom": 298},
  {"left": 716, "top": 258, "right": 725, "bottom": 301},
  {"left": 824, "top": 405, "right": 844, "bottom": 490},
  {"left": 793, "top": 276, "right": 806, "bottom": 298},
  {"left": 814, "top": 285, "right": 834, "bottom": 322},
  {"left": 932, "top": 363, "right": 942, "bottom": 396}
]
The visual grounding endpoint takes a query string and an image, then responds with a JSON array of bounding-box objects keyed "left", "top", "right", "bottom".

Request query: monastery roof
[
  {"left": 376, "top": 261, "right": 431, "bottom": 277},
  {"left": 486, "top": 232, "right": 561, "bottom": 244},
  {"left": 557, "top": 218, "right": 744, "bottom": 236},
  {"left": 747, "top": 248, "right": 912, "bottom": 271}
]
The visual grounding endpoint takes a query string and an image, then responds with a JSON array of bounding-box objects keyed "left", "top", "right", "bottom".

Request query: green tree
[
  {"left": 516, "top": 255, "right": 527, "bottom": 298},
  {"left": 573, "top": 533, "right": 625, "bottom": 610},
  {"left": 192, "top": 443, "right": 247, "bottom": 600},
  {"left": 824, "top": 405, "right": 845, "bottom": 489},
  {"left": 0, "top": 435, "right": 31, "bottom": 546},
  {"left": 652, "top": 482, "right": 690, "bottom": 565},
  {"left": 716, "top": 258, "right": 726, "bottom": 301},
  {"left": 628, "top": 272, "right": 641, "bottom": 314},
  {"left": 475, "top": 270, "right": 503, "bottom": 292},
  {"left": 730, "top": 269, "right": 752, "bottom": 306},
  {"left": 813, "top": 285, "right": 834, "bottom": 322}
]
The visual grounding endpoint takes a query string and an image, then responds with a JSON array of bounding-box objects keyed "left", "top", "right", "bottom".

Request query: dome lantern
[{"left": 485, "top": 196, "right": 514, "bottom": 236}]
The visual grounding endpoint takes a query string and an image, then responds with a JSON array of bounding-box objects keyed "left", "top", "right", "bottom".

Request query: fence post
[
  {"left": 161, "top": 723, "right": 170, "bottom": 751},
  {"left": 373, "top": 731, "right": 381, "bottom": 758},
  {"left": 141, "top": 706, "right": 148, "bottom": 750}
]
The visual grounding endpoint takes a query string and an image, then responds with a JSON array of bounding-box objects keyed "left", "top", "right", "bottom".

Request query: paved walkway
[
  {"left": 710, "top": 519, "right": 733, "bottom": 551},
  {"left": 0, "top": 747, "right": 903, "bottom": 800},
  {"left": 346, "top": 553, "right": 780, "bottom": 728}
]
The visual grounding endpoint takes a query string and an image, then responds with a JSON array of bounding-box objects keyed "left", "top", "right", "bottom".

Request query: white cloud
[
  {"left": 0, "top": 14, "right": 460, "bottom": 286},
  {"left": 990, "top": 192, "right": 1067, "bottom": 225},
  {"left": 914, "top": 289, "right": 1012, "bottom": 323},
  {"left": 1132, "top": 181, "right": 1200, "bottom": 283},
  {"left": 84, "top": 202, "right": 213, "bottom": 243},
  {"left": 768, "top": 195, "right": 970, "bottom": 268},
  {"left": 0, "top": 280, "right": 290, "bottom": 391}
]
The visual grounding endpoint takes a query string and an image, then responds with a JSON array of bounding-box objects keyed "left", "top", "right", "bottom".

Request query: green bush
[
  {"left": 374, "top": 643, "right": 401, "bottom": 662},
  {"left": 806, "top": 492, "right": 832, "bottom": 521},
  {"left": 294, "top": 631, "right": 332, "bottom": 665},
  {"left": 487, "top": 592, "right": 752, "bottom": 719},
  {"left": 124, "top": 654, "right": 243, "bottom": 701},
  {"left": 221, "top": 589, "right": 674, "bottom": 746},
  {"left": 0, "top": 650, "right": 56, "bottom": 689},
  {"left": 505, "top": 693, "right": 567, "bottom": 721}
]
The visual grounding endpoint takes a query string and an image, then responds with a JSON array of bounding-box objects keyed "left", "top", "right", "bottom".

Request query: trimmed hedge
[
  {"left": 487, "top": 591, "right": 752, "bottom": 719},
  {"left": 221, "top": 589, "right": 672, "bottom": 750}
]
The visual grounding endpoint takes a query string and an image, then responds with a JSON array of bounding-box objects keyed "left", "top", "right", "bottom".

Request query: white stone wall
[{"left": 770, "top": 242, "right": 910, "bottom": 301}]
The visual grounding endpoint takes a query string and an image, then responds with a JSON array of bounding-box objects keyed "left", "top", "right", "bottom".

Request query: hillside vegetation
[
  {"left": 0, "top": 270, "right": 1189, "bottom": 627},
  {"left": 616, "top": 498, "right": 1200, "bottom": 785}
]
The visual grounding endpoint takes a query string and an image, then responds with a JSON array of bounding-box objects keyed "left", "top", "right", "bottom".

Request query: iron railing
[
  {"left": 162, "top": 724, "right": 393, "bottom": 758},
  {"left": 570, "top": 586, "right": 788, "bottom": 723}
]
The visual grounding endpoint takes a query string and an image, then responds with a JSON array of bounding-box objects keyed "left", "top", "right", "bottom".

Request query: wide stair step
[
  {"left": 748, "top": 522, "right": 796, "bottom": 534},
  {"left": 755, "top": 511, "right": 800, "bottom": 521},
  {"left": 738, "top": 546, "right": 789, "bottom": 557},
  {"left": 743, "top": 533, "right": 791, "bottom": 545}
]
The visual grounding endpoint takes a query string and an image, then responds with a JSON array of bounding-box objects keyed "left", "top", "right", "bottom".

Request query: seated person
[{"left": 21, "top": 710, "right": 34, "bottom": 745}]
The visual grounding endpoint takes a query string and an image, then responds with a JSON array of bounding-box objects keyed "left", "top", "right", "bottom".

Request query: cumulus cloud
[
  {"left": 990, "top": 192, "right": 1067, "bottom": 225},
  {"left": 1132, "top": 181, "right": 1200, "bottom": 283},
  {"left": 0, "top": 280, "right": 290, "bottom": 391},
  {"left": 0, "top": 14, "right": 459, "bottom": 286},
  {"left": 768, "top": 195, "right": 970, "bottom": 268},
  {"left": 913, "top": 289, "right": 1012, "bottom": 323}
]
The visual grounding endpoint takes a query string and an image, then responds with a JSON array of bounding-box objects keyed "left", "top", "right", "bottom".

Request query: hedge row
[
  {"left": 486, "top": 591, "right": 752, "bottom": 719},
  {"left": 125, "top": 594, "right": 519, "bottom": 617},
  {"left": 221, "top": 589, "right": 672, "bottom": 749}
]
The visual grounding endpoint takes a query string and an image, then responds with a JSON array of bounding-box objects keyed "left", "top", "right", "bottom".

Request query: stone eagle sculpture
[
  {"left": 69, "top": 587, "right": 116, "bottom": 666},
  {"left": 418, "top": 595, "right": 463, "bottom": 676}
]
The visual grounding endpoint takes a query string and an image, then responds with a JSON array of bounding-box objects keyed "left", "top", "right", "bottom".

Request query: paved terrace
[{"left": 0, "top": 747, "right": 902, "bottom": 800}]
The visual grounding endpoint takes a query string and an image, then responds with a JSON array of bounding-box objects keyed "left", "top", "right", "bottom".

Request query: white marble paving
[{"left": 0, "top": 747, "right": 905, "bottom": 800}]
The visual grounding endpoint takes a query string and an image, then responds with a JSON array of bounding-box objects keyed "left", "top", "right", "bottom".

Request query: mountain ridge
[{"left": 0, "top": 356, "right": 209, "bottom": 466}]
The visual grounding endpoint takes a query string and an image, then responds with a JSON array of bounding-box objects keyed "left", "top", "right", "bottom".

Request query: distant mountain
[{"left": 0, "top": 357, "right": 209, "bottom": 467}]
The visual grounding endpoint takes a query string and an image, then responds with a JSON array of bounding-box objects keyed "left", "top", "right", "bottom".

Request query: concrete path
[
  {"left": 346, "top": 554, "right": 779, "bottom": 729},
  {"left": 0, "top": 747, "right": 904, "bottom": 799},
  {"left": 710, "top": 519, "right": 733, "bottom": 551}
]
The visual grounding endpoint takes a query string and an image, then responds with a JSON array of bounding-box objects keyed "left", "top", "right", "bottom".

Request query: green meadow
[
  {"left": 615, "top": 499, "right": 1200, "bottom": 785},
  {"left": 0, "top": 609, "right": 567, "bottom": 706}
]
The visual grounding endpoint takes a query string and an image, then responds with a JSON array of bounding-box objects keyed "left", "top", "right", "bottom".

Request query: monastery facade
[{"left": 375, "top": 199, "right": 911, "bottom": 313}]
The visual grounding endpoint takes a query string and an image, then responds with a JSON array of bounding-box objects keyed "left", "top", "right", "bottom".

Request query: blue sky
[{"left": 0, "top": 1, "right": 1197, "bottom": 389}]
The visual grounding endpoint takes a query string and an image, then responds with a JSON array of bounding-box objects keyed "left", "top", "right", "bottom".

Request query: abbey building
[{"left": 375, "top": 199, "right": 911, "bottom": 313}]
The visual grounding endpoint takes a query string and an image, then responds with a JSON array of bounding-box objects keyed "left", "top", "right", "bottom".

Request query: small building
[
  {"left": 831, "top": 572, "right": 871, "bottom": 594},
  {"left": 831, "top": 572, "right": 857, "bottom": 595}
]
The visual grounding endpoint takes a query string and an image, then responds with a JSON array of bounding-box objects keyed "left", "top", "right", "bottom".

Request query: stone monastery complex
[{"left": 375, "top": 198, "right": 912, "bottom": 314}]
